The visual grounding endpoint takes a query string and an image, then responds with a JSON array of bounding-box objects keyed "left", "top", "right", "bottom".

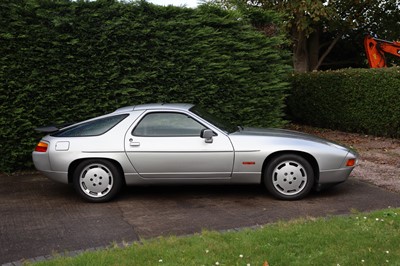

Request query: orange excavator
[{"left": 364, "top": 34, "right": 400, "bottom": 68}]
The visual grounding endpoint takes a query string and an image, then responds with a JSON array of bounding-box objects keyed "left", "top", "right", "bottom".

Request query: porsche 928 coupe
[{"left": 33, "top": 103, "right": 358, "bottom": 202}]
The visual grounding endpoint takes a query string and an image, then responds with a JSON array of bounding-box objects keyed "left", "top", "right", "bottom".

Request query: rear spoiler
[
  {"left": 34, "top": 126, "right": 59, "bottom": 133},
  {"left": 34, "top": 123, "right": 74, "bottom": 133}
]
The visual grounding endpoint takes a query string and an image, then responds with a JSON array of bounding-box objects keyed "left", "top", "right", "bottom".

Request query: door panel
[{"left": 124, "top": 111, "right": 234, "bottom": 179}]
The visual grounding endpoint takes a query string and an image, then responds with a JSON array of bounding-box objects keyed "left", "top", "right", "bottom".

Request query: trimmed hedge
[
  {"left": 288, "top": 67, "right": 400, "bottom": 138},
  {"left": 0, "top": 0, "right": 290, "bottom": 172}
]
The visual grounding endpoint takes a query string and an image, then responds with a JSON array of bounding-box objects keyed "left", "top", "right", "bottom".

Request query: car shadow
[{"left": 117, "top": 182, "right": 349, "bottom": 202}]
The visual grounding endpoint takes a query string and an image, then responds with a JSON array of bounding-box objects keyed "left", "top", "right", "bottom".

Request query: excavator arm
[{"left": 364, "top": 34, "right": 400, "bottom": 68}]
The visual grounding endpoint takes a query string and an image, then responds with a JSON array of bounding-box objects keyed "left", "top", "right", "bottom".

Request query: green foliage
[
  {"left": 287, "top": 67, "right": 400, "bottom": 137},
  {"left": 215, "top": 0, "right": 400, "bottom": 70},
  {"left": 0, "top": 0, "right": 290, "bottom": 172},
  {"left": 364, "top": 0, "right": 400, "bottom": 41}
]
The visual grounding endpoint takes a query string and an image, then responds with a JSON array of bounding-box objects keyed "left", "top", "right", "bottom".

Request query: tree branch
[{"left": 313, "top": 35, "right": 341, "bottom": 71}]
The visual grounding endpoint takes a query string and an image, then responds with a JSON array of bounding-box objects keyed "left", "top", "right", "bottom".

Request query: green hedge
[
  {"left": 0, "top": 0, "right": 290, "bottom": 172},
  {"left": 288, "top": 67, "right": 400, "bottom": 137}
]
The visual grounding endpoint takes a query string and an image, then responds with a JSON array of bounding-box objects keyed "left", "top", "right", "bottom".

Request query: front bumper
[{"left": 319, "top": 167, "right": 355, "bottom": 184}]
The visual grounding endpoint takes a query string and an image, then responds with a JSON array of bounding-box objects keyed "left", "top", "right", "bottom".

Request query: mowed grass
[{"left": 34, "top": 208, "right": 399, "bottom": 266}]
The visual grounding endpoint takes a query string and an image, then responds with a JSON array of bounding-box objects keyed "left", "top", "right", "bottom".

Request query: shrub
[
  {"left": 288, "top": 67, "right": 400, "bottom": 137},
  {"left": 0, "top": 0, "right": 290, "bottom": 172}
]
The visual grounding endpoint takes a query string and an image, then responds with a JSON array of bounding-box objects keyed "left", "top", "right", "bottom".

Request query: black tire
[
  {"left": 73, "top": 159, "right": 122, "bottom": 203},
  {"left": 264, "top": 154, "right": 314, "bottom": 200}
]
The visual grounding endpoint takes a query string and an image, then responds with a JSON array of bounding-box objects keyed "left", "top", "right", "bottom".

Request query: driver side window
[{"left": 132, "top": 112, "right": 206, "bottom": 137}]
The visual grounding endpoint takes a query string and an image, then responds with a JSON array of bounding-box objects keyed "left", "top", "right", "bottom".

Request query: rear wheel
[
  {"left": 73, "top": 159, "right": 122, "bottom": 203},
  {"left": 264, "top": 154, "right": 314, "bottom": 200}
]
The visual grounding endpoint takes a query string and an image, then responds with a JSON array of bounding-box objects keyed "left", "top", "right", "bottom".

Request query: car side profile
[{"left": 33, "top": 103, "right": 358, "bottom": 202}]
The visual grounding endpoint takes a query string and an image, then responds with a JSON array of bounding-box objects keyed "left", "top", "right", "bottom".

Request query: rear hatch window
[{"left": 52, "top": 114, "right": 128, "bottom": 137}]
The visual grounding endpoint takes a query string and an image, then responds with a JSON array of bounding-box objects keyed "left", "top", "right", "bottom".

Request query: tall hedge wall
[
  {"left": 288, "top": 67, "right": 400, "bottom": 138},
  {"left": 0, "top": 0, "right": 290, "bottom": 172}
]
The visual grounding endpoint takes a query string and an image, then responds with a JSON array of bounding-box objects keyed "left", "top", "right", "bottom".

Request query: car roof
[{"left": 113, "top": 103, "right": 194, "bottom": 113}]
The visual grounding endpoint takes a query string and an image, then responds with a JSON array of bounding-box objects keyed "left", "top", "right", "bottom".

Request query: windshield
[{"left": 190, "top": 106, "right": 238, "bottom": 134}]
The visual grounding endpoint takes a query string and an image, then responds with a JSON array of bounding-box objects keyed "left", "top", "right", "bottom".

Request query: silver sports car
[{"left": 33, "top": 103, "right": 358, "bottom": 202}]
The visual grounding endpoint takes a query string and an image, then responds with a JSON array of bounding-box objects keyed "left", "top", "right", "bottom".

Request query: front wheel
[
  {"left": 73, "top": 159, "right": 122, "bottom": 203},
  {"left": 264, "top": 154, "right": 314, "bottom": 200}
]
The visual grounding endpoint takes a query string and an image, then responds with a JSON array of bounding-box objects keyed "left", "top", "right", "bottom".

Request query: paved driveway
[{"left": 1, "top": 173, "right": 400, "bottom": 264}]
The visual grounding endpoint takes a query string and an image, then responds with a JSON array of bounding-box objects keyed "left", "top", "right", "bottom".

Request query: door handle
[{"left": 129, "top": 139, "right": 140, "bottom": 147}]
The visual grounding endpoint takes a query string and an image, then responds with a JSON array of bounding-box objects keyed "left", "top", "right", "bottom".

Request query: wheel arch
[
  {"left": 261, "top": 150, "right": 320, "bottom": 185},
  {"left": 68, "top": 158, "right": 126, "bottom": 185}
]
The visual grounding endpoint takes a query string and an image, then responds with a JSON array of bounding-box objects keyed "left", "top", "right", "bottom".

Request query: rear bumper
[
  {"left": 32, "top": 151, "right": 68, "bottom": 184},
  {"left": 40, "top": 170, "right": 69, "bottom": 184}
]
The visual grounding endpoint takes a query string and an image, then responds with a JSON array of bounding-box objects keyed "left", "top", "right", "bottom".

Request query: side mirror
[{"left": 201, "top": 129, "right": 214, "bottom": 143}]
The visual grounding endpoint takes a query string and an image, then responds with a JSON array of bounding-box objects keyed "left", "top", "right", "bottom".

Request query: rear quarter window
[{"left": 52, "top": 114, "right": 128, "bottom": 137}]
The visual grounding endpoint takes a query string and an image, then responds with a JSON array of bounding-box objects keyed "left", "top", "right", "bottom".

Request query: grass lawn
[{"left": 33, "top": 208, "right": 399, "bottom": 266}]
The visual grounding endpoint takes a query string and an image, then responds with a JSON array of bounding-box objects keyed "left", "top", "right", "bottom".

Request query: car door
[{"left": 124, "top": 111, "right": 234, "bottom": 179}]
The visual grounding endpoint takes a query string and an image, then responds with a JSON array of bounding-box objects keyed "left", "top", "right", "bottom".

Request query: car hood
[{"left": 231, "top": 127, "right": 347, "bottom": 149}]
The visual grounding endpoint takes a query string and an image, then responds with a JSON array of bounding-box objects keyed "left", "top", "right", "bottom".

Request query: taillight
[
  {"left": 35, "top": 141, "right": 48, "bottom": 152},
  {"left": 346, "top": 158, "right": 356, "bottom": 167}
]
